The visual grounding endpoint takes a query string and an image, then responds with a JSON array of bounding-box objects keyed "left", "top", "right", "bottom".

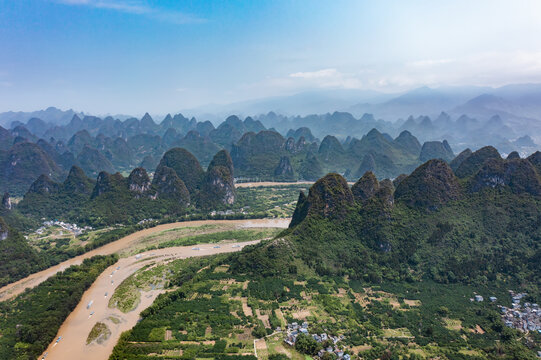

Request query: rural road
[{"left": 0, "top": 218, "right": 289, "bottom": 301}]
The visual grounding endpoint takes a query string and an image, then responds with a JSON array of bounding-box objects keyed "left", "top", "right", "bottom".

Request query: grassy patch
[
  {"left": 86, "top": 322, "right": 112, "bottom": 345},
  {"left": 108, "top": 315, "right": 121, "bottom": 324},
  {"left": 459, "top": 349, "right": 483, "bottom": 356},
  {"left": 148, "top": 327, "right": 167, "bottom": 341},
  {"left": 382, "top": 328, "right": 414, "bottom": 338},
  {"left": 443, "top": 317, "right": 463, "bottom": 331},
  {"left": 154, "top": 229, "right": 281, "bottom": 249},
  {"left": 108, "top": 275, "right": 141, "bottom": 313}
]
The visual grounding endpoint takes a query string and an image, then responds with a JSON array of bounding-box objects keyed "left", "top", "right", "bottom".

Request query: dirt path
[
  {"left": 0, "top": 218, "right": 290, "bottom": 301},
  {"left": 39, "top": 239, "right": 266, "bottom": 360}
]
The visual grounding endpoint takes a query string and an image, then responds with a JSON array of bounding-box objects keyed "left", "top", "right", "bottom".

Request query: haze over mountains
[
  {"left": 180, "top": 83, "right": 541, "bottom": 130},
  {"left": 3, "top": 82, "right": 541, "bottom": 141},
  {"left": 4, "top": 83, "right": 541, "bottom": 126},
  {"left": 2, "top": 82, "right": 541, "bottom": 197}
]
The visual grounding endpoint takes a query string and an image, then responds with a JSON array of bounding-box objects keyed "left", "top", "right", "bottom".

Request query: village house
[
  {"left": 500, "top": 291, "right": 541, "bottom": 333},
  {"left": 36, "top": 220, "right": 92, "bottom": 237},
  {"left": 284, "top": 321, "right": 350, "bottom": 360}
]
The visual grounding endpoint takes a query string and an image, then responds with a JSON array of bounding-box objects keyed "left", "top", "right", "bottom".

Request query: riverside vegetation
[
  {"left": 0, "top": 181, "right": 302, "bottom": 288},
  {"left": 0, "top": 255, "right": 118, "bottom": 360}
]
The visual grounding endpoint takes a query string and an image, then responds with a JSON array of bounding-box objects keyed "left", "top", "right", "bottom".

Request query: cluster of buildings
[
  {"left": 499, "top": 291, "right": 541, "bottom": 333},
  {"left": 470, "top": 294, "right": 497, "bottom": 302},
  {"left": 283, "top": 321, "right": 350, "bottom": 360},
  {"left": 209, "top": 210, "right": 235, "bottom": 216},
  {"left": 316, "top": 345, "right": 351, "bottom": 360},
  {"left": 137, "top": 218, "right": 155, "bottom": 225},
  {"left": 283, "top": 321, "right": 310, "bottom": 345},
  {"left": 35, "top": 220, "right": 92, "bottom": 236}
]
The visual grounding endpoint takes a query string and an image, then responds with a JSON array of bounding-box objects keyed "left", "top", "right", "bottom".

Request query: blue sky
[{"left": 1, "top": 0, "right": 541, "bottom": 114}]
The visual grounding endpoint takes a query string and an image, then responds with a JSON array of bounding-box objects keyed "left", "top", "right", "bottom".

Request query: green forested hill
[
  {"left": 0, "top": 218, "right": 46, "bottom": 287},
  {"left": 238, "top": 152, "right": 541, "bottom": 293},
  {"left": 16, "top": 148, "right": 236, "bottom": 227},
  {"left": 3, "top": 118, "right": 458, "bottom": 196}
]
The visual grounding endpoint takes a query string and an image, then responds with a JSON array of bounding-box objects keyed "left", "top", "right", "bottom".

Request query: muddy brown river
[
  {"left": 0, "top": 218, "right": 289, "bottom": 360},
  {"left": 0, "top": 218, "right": 289, "bottom": 301}
]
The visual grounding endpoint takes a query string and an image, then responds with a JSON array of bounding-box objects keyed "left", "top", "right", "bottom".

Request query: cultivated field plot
[
  {"left": 233, "top": 184, "right": 309, "bottom": 218},
  {"left": 110, "top": 255, "right": 512, "bottom": 360}
]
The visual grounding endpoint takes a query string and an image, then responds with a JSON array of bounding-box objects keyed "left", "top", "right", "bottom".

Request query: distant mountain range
[
  {"left": 180, "top": 83, "right": 541, "bottom": 126},
  {"left": 0, "top": 110, "right": 457, "bottom": 196},
  {"left": 3, "top": 83, "right": 541, "bottom": 144},
  {"left": 2, "top": 83, "right": 541, "bottom": 196},
  {"left": 6, "top": 83, "right": 541, "bottom": 125},
  {"left": 181, "top": 89, "right": 395, "bottom": 119},
  {"left": 254, "top": 111, "right": 538, "bottom": 156},
  {"left": 0, "top": 107, "right": 84, "bottom": 128}
]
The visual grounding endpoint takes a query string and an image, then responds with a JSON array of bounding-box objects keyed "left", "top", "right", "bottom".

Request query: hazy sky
[{"left": 1, "top": 0, "right": 541, "bottom": 114}]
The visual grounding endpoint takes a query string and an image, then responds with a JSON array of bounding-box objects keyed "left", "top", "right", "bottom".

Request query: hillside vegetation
[
  {"left": 240, "top": 148, "right": 541, "bottom": 294},
  {"left": 16, "top": 148, "right": 235, "bottom": 227}
]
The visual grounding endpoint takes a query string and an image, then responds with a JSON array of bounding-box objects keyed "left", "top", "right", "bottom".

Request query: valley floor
[
  {"left": 235, "top": 181, "right": 316, "bottom": 188},
  {"left": 235, "top": 181, "right": 355, "bottom": 188}
]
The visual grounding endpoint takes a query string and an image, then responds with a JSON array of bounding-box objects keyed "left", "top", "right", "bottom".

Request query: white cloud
[
  {"left": 233, "top": 51, "right": 541, "bottom": 102},
  {"left": 401, "top": 51, "right": 541, "bottom": 88},
  {"left": 287, "top": 68, "right": 362, "bottom": 89},
  {"left": 355, "top": 51, "right": 541, "bottom": 92},
  {"left": 55, "top": 0, "right": 205, "bottom": 24},
  {"left": 289, "top": 68, "right": 340, "bottom": 79},
  {"left": 407, "top": 58, "right": 456, "bottom": 67}
]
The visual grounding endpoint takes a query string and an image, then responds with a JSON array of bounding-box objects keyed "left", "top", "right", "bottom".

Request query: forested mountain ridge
[
  {"left": 15, "top": 148, "right": 235, "bottom": 227},
  {"left": 255, "top": 110, "right": 539, "bottom": 156},
  {"left": 235, "top": 147, "right": 541, "bottom": 294},
  {"left": 1, "top": 111, "right": 459, "bottom": 196}
]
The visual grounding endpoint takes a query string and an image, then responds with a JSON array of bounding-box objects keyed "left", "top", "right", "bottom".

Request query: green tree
[{"left": 294, "top": 333, "right": 320, "bottom": 355}]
